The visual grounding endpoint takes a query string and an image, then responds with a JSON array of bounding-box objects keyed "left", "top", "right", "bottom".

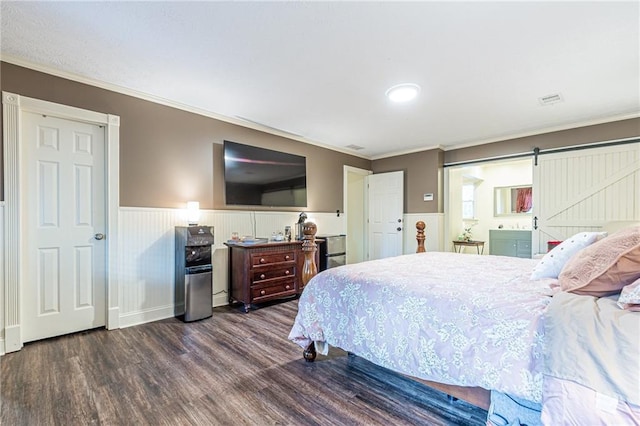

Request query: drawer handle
[
  {"left": 284, "top": 255, "right": 290, "bottom": 260},
  {"left": 260, "top": 290, "right": 266, "bottom": 295},
  {"left": 285, "top": 285, "right": 290, "bottom": 290},
  {"left": 260, "top": 274, "right": 266, "bottom": 280},
  {"left": 260, "top": 258, "right": 266, "bottom": 264},
  {"left": 285, "top": 270, "right": 290, "bottom": 275}
]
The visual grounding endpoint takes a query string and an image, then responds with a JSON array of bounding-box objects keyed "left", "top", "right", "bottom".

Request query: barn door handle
[
  {"left": 533, "top": 217, "right": 538, "bottom": 230},
  {"left": 94, "top": 233, "right": 105, "bottom": 240}
]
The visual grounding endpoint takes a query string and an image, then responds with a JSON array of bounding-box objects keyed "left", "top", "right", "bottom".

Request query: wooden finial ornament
[
  {"left": 416, "top": 221, "right": 426, "bottom": 253},
  {"left": 301, "top": 221, "right": 318, "bottom": 286}
]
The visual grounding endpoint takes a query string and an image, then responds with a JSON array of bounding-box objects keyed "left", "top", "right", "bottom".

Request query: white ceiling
[{"left": 1, "top": 1, "right": 639, "bottom": 159}]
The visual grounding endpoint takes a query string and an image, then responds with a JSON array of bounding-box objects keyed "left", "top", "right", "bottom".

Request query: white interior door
[
  {"left": 367, "top": 171, "right": 404, "bottom": 260},
  {"left": 532, "top": 142, "right": 640, "bottom": 254},
  {"left": 22, "top": 112, "right": 106, "bottom": 342}
]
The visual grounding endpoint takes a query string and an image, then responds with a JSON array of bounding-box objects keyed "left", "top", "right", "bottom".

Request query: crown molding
[
  {"left": 2, "top": 55, "right": 637, "bottom": 163},
  {"left": 0, "top": 55, "right": 372, "bottom": 160},
  {"left": 439, "top": 112, "right": 640, "bottom": 152},
  {"left": 373, "top": 111, "right": 640, "bottom": 160},
  {"left": 370, "top": 144, "right": 446, "bottom": 160}
]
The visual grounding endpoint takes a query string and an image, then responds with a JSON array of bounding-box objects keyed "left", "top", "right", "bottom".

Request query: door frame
[
  {"left": 444, "top": 159, "right": 534, "bottom": 255},
  {"left": 3, "top": 92, "right": 120, "bottom": 353},
  {"left": 343, "top": 165, "right": 371, "bottom": 264}
]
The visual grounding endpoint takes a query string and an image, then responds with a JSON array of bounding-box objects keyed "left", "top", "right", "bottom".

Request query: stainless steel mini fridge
[{"left": 318, "top": 234, "right": 346, "bottom": 271}]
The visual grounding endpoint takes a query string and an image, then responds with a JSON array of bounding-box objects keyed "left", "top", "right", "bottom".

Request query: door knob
[
  {"left": 397, "top": 227, "right": 402, "bottom": 232},
  {"left": 95, "top": 233, "right": 105, "bottom": 240}
]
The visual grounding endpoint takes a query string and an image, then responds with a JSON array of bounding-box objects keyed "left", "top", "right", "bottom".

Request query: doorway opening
[
  {"left": 445, "top": 158, "right": 533, "bottom": 255},
  {"left": 343, "top": 166, "right": 371, "bottom": 264}
]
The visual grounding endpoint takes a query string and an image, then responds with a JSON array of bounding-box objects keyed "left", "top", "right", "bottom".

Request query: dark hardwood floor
[{"left": 1, "top": 300, "right": 487, "bottom": 425}]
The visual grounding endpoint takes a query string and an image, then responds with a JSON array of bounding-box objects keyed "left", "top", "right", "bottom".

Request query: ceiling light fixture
[{"left": 386, "top": 83, "right": 421, "bottom": 103}]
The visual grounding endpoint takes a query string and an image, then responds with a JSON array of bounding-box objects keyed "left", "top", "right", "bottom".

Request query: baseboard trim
[
  {"left": 213, "top": 294, "right": 229, "bottom": 308},
  {"left": 118, "top": 305, "right": 175, "bottom": 329},
  {"left": 107, "top": 307, "right": 120, "bottom": 330},
  {"left": 4, "top": 325, "right": 22, "bottom": 353}
]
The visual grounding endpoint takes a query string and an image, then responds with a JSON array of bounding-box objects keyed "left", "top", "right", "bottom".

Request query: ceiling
[{"left": 1, "top": 1, "right": 639, "bottom": 159}]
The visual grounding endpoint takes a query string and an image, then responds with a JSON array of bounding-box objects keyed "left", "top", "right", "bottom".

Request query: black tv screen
[{"left": 223, "top": 140, "right": 307, "bottom": 207}]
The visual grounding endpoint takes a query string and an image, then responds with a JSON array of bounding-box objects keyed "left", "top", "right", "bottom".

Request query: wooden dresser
[{"left": 225, "top": 240, "right": 319, "bottom": 312}]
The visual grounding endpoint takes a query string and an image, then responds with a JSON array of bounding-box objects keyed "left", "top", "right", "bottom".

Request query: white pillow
[{"left": 530, "top": 231, "right": 607, "bottom": 280}]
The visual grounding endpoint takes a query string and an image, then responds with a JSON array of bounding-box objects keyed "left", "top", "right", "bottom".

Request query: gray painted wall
[{"left": 2, "top": 62, "right": 639, "bottom": 214}]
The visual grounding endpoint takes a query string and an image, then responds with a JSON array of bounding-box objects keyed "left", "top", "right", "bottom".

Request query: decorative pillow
[
  {"left": 530, "top": 232, "right": 607, "bottom": 280},
  {"left": 559, "top": 226, "right": 640, "bottom": 297},
  {"left": 617, "top": 277, "right": 640, "bottom": 311}
]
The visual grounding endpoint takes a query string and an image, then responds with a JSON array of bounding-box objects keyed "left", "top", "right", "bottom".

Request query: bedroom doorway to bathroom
[
  {"left": 445, "top": 159, "right": 534, "bottom": 255},
  {"left": 444, "top": 139, "right": 640, "bottom": 257}
]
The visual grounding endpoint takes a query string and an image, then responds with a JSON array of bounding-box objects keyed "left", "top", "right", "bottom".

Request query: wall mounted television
[{"left": 223, "top": 140, "right": 307, "bottom": 207}]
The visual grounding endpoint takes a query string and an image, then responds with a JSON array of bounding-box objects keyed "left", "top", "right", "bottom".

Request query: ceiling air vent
[
  {"left": 538, "top": 93, "right": 564, "bottom": 106},
  {"left": 345, "top": 144, "right": 365, "bottom": 151}
]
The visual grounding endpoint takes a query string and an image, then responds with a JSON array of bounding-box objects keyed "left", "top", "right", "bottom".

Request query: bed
[{"left": 290, "top": 222, "right": 640, "bottom": 425}]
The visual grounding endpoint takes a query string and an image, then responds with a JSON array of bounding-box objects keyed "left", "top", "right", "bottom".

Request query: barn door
[{"left": 532, "top": 142, "right": 640, "bottom": 254}]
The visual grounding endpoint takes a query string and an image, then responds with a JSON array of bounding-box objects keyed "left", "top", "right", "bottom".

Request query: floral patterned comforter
[{"left": 289, "top": 252, "right": 556, "bottom": 402}]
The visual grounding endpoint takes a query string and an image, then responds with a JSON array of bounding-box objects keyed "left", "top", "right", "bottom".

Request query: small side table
[{"left": 452, "top": 240, "right": 485, "bottom": 255}]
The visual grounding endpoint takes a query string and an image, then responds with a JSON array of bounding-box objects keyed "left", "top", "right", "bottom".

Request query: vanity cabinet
[
  {"left": 489, "top": 230, "right": 532, "bottom": 258},
  {"left": 225, "top": 241, "right": 318, "bottom": 312}
]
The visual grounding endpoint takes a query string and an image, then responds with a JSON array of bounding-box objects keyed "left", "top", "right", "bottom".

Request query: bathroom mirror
[{"left": 494, "top": 185, "right": 532, "bottom": 216}]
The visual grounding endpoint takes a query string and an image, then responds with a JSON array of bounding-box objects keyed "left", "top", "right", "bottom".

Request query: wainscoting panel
[
  {"left": 118, "top": 208, "right": 182, "bottom": 328},
  {"left": 117, "top": 208, "right": 345, "bottom": 328}
]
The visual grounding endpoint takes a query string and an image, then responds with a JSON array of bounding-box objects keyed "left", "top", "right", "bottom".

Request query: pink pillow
[
  {"left": 558, "top": 226, "right": 640, "bottom": 297},
  {"left": 618, "top": 277, "right": 640, "bottom": 311},
  {"left": 530, "top": 231, "right": 607, "bottom": 280}
]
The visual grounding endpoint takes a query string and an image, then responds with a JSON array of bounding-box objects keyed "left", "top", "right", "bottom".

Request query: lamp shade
[{"left": 186, "top": 201, "right": 200, "bottom": 225}]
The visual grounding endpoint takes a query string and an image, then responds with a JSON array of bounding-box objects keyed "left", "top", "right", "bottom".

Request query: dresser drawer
[
  {"left": 251, "top": 251, "right": 296, "bottom": 267},
  {"left": 251, "top": 278, "right": 296, "bottom": 301},
  {"left": 252, "top": 266, "right": 296, "bottom": 283}
]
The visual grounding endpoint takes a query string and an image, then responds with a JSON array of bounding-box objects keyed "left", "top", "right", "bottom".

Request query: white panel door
[
  {"left": 22, "top": 112, "right": 106, "bottom": 342},
  {"left": 367, "top": 171, "right": 404, "bottom": 260},
  {"left": 532, "top": 142, "right": 640, "bottom": 254}
]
